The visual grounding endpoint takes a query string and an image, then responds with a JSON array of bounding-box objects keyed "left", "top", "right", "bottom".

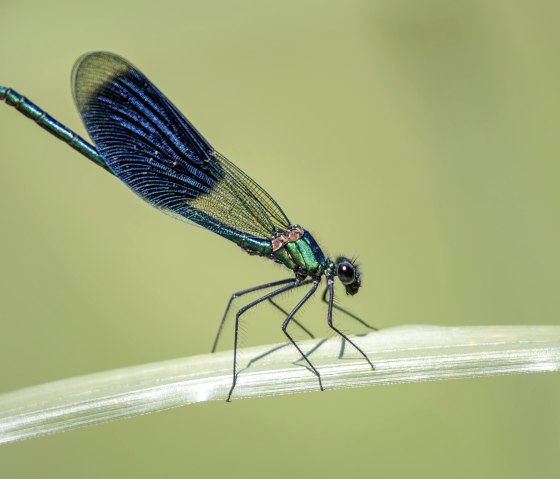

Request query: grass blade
[{"left": 1, "top": 325, "right": 559, "bottom": 445}]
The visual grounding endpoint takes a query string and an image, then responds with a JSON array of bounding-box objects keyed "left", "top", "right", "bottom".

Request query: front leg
[
  {"left": 321, "top": 286, "right": 378, "bottom": 331},
  {"left": 325, "top": 278, "right": 375, "bottom": 370}
]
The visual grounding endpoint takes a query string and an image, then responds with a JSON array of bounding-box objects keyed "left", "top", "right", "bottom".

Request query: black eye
[{"left": 337, "top": 262, "right": 355, "bottom": 285}]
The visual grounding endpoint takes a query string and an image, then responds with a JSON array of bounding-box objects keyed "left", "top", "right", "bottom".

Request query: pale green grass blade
[{"left": 1, "top": 325, "right": 559, "bottom": 445}]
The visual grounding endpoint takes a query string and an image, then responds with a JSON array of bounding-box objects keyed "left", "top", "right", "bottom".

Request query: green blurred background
[{"left": 1, "top": 0, "right": 559, "bottom": 477}]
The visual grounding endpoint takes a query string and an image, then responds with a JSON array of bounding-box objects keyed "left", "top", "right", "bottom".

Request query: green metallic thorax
[
  {"left": 272, "top": 229, "right": 327, "bottom": 275},
  {"left": 231, "top": 226, "right": 327, "bottom": 276}
]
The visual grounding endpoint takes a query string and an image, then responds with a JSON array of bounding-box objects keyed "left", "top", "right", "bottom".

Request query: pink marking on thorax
[{"left": 271, "top": 225, "right": 305, "bottom": 252}]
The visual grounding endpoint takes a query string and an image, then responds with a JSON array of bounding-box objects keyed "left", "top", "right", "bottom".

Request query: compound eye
[{"left": 337, "top": 262, "right": 355, "bottom": 285}]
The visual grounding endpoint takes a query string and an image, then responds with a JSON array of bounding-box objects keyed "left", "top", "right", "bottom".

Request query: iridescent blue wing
[{"left": 71, "top": 51, "right": 290, "bottom": 241}]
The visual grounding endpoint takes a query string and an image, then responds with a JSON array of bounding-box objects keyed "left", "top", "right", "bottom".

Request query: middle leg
[{"left": 280, "top": 280, "right": 322, "bottom": 390}]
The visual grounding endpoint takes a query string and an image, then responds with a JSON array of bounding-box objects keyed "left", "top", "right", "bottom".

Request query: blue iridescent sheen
[
  {"left": 1, "top": 52, "right": 375, "bottom": 401},
  {"left": 72, "top": 52, "right": 291, "bottom": 250}
]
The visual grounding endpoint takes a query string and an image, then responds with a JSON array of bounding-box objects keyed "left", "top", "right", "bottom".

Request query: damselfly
[{"left": 1, "top": 52, "right": 376, "bottom": 400}]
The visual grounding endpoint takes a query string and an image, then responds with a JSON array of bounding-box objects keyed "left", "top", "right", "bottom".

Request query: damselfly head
[{"left": 335, "top": 256, "right": 361, "bottom": 295}]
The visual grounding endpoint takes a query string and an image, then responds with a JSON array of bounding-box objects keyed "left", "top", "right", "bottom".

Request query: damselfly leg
[
  {"left": 326, "top": 279, "right": 375, "bottom": 370},
  {"left": 212, "top": 278, "right": 297, "bottom": 353},
  {"left": 227, "top": 279, "right": 323, "bottom": 401}
]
